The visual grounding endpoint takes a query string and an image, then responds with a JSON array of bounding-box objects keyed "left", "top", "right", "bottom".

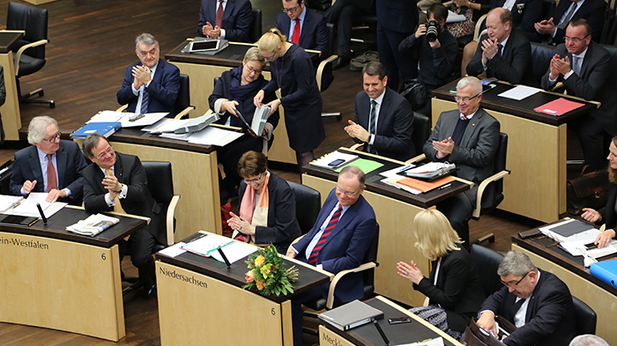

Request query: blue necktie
[{"left": 140, "top": 88, "right": 149, "bottom": 114}]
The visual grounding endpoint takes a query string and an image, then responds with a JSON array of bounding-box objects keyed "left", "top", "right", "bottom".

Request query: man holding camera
[
  {"left": 467, "top": 7, "right": 531, "bottom": 84},
  {"left": 399, "top": 3, "right": 458, "bottom": 116}
]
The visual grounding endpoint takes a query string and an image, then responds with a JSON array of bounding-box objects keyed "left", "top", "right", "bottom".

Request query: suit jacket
[
  {"left": 294, "top": 189, "right": 377, "bottom": 302},
  {"left": 599, "top": 182, "right": 617, "bottom": 232},
  {"left": 354, "top": 87, "right": 415, "bottom": 161},
  {"left": 467, "top": 30, "right": 531, "bottom": 84},
  {"left": 548, "top": 0, "right": 606, "bottom": 45},
  {"left": 0, "top": 65, "right": 5, "bottom": 145},
  {"left": 480, "top": 269, "right": 576, "bottom": 346},
  {"left": 237, "top": 172, "right": 301, "bottom": 254},
  {"left": 490, "top": 0, "right": 542, "bottom": 34},
  {"left": 541, "top": 42, "right": 617, "bottom": 134},
  {"left": 82, "top": 152, "right": 166, "bottom": 244},
  {"left": 275, "top": 8, "right": 329, "bottom": 56},
  {"left": 197, "top": 0, "right": 253, "bottom": 42},
  {"left": 423, "top": 108, "right": 500, "bottom": 206},
  {"left": 117, "top": 59, "right": 180, "bottom": 117},
  {"left": 375, "top": 0, "right": 418, "bottom": 34},
  {"left": 414, "top": 248, "right": 485, "bottom": 332},
  {"left": 9, "top": 140, "right": 88, "bottom": 204}
]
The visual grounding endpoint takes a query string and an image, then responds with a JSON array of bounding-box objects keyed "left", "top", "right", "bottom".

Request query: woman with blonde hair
[
  {"left": 581, "top": 136, "right": 617, "bottom": 248},
  {"left": 253, "top": 28, "right": 325, "bottom": 170},
  {"left": 396, "top": 208, "right": 484, "bottom": 338}
]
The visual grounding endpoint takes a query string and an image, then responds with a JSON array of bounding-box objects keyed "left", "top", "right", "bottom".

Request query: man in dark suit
[
  {"left": 197, "top": 0, "right": 253, "bottom": 42},
  {"left": 117, "top": 33, "right": 180, "bottom": 117},
  {"left": 10, "top": 116, "right": 88, "bottom": 204},
  {"left": 467, "top": 8, "right": 531, "bottom": 84},
  {"left": 287, "top": 166, "right": 377, "bottom": 346},
  {"left": 532, "top": 0, "right": 605, "bottom": 45},
  {"left": 490, "top": 0, "right": 542, "bottom": 35},
  {"left": 375, "top": 0, "right": 419, "bottom": 91},
  {"left": 541, "top": 19, "right": 617, "bottom": 170},
  {"left": 82, "top": 133, "right": 165, "bottom": 298},
  {"left": 275, "top": 0, "right": 329, "bottom": 56},
  {"left": 424, "top": 76, "right": 500, "bottom": 247},
  {"left": 477, "top": 250, "right": 576, "bottom": 346},
  {"left": 345, "top": 61, "right": 415, "bottom": 161}
]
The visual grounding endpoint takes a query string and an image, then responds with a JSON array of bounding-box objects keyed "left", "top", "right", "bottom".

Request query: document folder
[
  {"left": 70, "top": 122, "right": 121, "bottom": 139},
  {"left": 590, "top": 259, "right": 617, "bottom": 288},
  {"left": 318, "top": 300, "right": 384, "bottom": 331},
  {"left": 533, "top": 98, "right": 585, "bottom": 116}
]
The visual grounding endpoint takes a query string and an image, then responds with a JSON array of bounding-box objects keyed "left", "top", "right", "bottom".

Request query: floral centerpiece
[{"left": 243, "top": 245, "right": 298, "bottom": 296}]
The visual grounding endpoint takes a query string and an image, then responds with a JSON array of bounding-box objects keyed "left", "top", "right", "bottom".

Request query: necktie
[
  {"left": 572, "top": 55, "right": 581, "bottom": 75},
  {"left": 105, "top": 168, "right": 125, "bottom": 213},
  {"left": 367, "top": 100, "right": 377, "bottom": 153},
  {"left": 497, "top": 43, "right": 503, "bottom": 57},
  {"left": 215, "top": 0, "right": 224, "bottom": 28},
  {"left": 47, "top": 154, "right": 57, "bottom": 192},
  {"left": 557, "top": 1, "right": 576, "bottom": 30},
  {"left": 140, "top": 88, "right": 149, "bottom": 115},
  {"left": 291, "top": 18, "right": 301, "bottom": 44},
  {"left": 308, "top": 205, "right": 343, "bottom": 265}
]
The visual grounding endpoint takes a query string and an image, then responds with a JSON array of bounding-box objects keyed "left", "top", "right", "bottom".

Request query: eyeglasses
[
  {"left": 336, "top": 185, "right": 358, "bottom": 197},
  {"left": 500, "top": 271, "right": 529, "bottom": 288},
  {"left": 41, "top": 131, "right": 62, "bottom": 143},
  {"left": 282, "top": 4, "right": 300, "bottom": 13},
  {"left": 244, "top": 173, "right": 264, "bottom": 184},
  {"left": 564, "top": 35, "right": 588, "bottom": 43},
  {"left": 454, "top": 93, "right": 480, "bottom": 103},
  {"left": 93, "top": 146, "right": 113, "bottom": 160},
  {"left": 258, "top": 50, "right": 277, "bottom": 61},
  {"left": 244, "top": 64, "right": 262, "bottom": 75}
]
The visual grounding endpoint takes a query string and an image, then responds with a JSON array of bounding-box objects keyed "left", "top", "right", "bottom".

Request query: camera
[{"left": 426, "top": 20, "right": 440, "bottom": 42}]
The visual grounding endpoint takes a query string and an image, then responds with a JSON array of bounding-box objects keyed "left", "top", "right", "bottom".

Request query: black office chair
[
  {"left": 7, "top": 1, "right": 54, "bottom": 108},
  {"left": 470, "top": 244, "right": 504, "bottom": 297},
  {"left": 248, "top": 8, "right": 262, "bottom": 43},
  {"left": 142, "top": 161, "right": 180, "bottom": 250},
  {"left": 572, "top": 296, "right": 597, "bottom": 335},
  {"left": 287, "top": 181, "right": 321, "bottom": 234},
  {"left": 600, "top": 0, "right": 617, "bottom": 45},
  {"left": 411, "top": 112, "right": 431, "bottom": 158},
  {"left": 530, "top": 43, "right": 557, "bottom": 88}
]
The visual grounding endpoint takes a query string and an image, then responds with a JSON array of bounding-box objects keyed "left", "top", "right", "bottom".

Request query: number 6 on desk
[{"left": 101, "top": 253, "right": 107, "bottom": 260}]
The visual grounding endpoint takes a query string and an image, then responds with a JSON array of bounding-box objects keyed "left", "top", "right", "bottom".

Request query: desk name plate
[{"left": 0, "top": 234, "right": 49, "bottom": 250}]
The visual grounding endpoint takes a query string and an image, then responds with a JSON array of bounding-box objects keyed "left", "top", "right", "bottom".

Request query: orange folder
[{"left": 396, "top": 176, "right": 455, "bottom": 193}]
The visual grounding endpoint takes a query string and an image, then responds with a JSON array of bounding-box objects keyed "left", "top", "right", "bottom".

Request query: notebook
[{"left": 318, "top": 300, "right": 384, "bottom": 331}]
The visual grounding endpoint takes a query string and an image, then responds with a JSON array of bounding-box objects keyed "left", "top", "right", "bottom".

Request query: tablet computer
[{"left": 188, "top": 40, "right": 221, "bottom": 52}]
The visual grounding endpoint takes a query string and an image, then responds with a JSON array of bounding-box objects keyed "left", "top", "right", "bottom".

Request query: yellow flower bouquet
[{"left": 243, "top": 245, "right": 298, "bottom": 296}]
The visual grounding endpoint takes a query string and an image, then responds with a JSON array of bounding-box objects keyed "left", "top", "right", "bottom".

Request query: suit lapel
[
  {"left": 300, "top": 11, "right": 310, "bottom": 46},
  {"left": 579, "top": 43, "right": 593, "bottom": 79},
  {"left": 27, "top": 147, "right": 44, "bottom": 187},
  {"left": 320, "top": 197, "right": 362, "bottom": 250},
  {"left": 56, "top": 143, "right": 66, "bottom": 189},
  {"left": 115, "top": 153, "right": 125, "bottom": 184},
  {"left": 222, "top": 0, "right": 234, "bottom": 21},
  {"left": 376, "top": 89, "right": 391, "bottom": 135},
  {"left": 460, "top": 111, "right": 482, "bottom": 147}
]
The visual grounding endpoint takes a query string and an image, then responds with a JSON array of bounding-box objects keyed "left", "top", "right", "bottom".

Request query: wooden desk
[
  {"left": 155, "top": 232, "right": 331, "bottom": 346},
  {"left": 107, "top": 127, "right": 222, "bottom": 240},
  {"left": 511, "top": 228, "right": 617, "bottom": 345},
  {"left": 0, "top": 206, "right": 146, "bottom": 341},
  {"left": 0, "top": 31, "right": 24, "bottom": 141},
  {"left": 302, "top": 149, "right": 471, "bottom": 307},
  {"left": 432, "top": 81, "right": 596, "bottom": 223},
  {"left": 319, "top": 296, "right": 463, "bottom": 346}
]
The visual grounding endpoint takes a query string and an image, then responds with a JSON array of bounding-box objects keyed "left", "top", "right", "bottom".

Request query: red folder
[{"left": 533, "top": 97, "right": 585, "bottom": 116}]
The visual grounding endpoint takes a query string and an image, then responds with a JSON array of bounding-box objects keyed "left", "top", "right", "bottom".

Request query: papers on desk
[
  {"left": 497, "top": 85, "right": 541, "bottom": 101},
  {"left": 540, "top": 219, "right": 617, "bottom": 258},
  {"left": 379, "top": 163, "right": 416, "bottom": 179},
  {"left": 0, "top": 195, "right": 24, "bottom": 212},
  {"left": 158, "top": 242, "right": 188, "bottom": 258},
  {"left": 310, "top": 151, "right": 359, "bottom": 170},
  {"left": 142, "top": 118, "right": 244, "bottom": 146},
  {"left": 318, "top": 300, "right": 384, "bottom": 331},
  {"left": 150, "top": 113, "right": 220, "bottom": 134},
  {"left": 534, "top": 98, "right": 585, "bottom": 116},
  {"left": 398, "top": 337, "right": 444, "bottom": 346},
  {"left": 87, "top": 110, "right": 169, "bottom": 128},
  {"left": 403, "top": 162, "right": 455, "bottom": 180},
  {"left": 381, "top": 177, "right": 422, "bottom": 195},
  {"left": 181, "top": 233, "right": 257, "bottom": 264},
  {"left": 66, "top": 214, "right": 119, "bottom": 236},
  {"left": 2, "top": 192, "right": 66, "bottom": 218}
]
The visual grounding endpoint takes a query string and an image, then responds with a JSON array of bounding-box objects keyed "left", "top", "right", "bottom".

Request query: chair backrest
[
  {"left": 530, "top": 43, "right": 556, "bottom": 88},
  {"left": 248, "top": 8, "right": 262, "bottom": 43},
  {"left": 572, "top": 296, "right": 597, "bottom": 335},
  {"left": 541, "top": 0, "right": 556, "bottom": 21},
  {"left": 141, "top": 161, "right": 174, "bottom": 205},
  {"left": 493, "top": 132, "right": 508, "bottom": 194},
  {"left": 287, "top": 181, "right": 321, "bottom": 234},
  {"left": 7, "top": 1, "right": 48, "bottom": 59},
  {"left": 600, "top": 44, "right": 617, "bottom": 81},
  {"left": 362, "top": 223, "right": 380, "bottom": 299},
  {"left": 470, "top": 244, "right": 504, "bottom": 297},
  {"left": 412, "top": 112, "right": 431, "bottom": 154},
  {"left": 317, "top": 23, "right": 335, "bottom": 92},
  {"left": 175, "top": 73, "right": 191, "bottom": 117}
]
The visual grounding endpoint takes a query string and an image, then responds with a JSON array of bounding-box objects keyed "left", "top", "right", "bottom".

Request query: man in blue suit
[
  {"left": 10, "top": 116, "right": 88, "bottom": 205},
  {"left": 117, "top": 33, "right": 180, "bottom": 117},
  {"left": 197, "top": 0, "right": 253, "bottom": 42},
  {"left": 275, "top": 0, "right": 329, "bottom": 57},
  {"left": 287, "top": 166, "right": 377, "bottom": 346}
]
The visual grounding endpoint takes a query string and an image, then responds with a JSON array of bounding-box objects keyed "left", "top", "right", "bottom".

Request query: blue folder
[
  {"left": 70, "top": 122, "right": 121, "bottom": 139},
  {"left": 590, "top": 259, "right": 617, "bottom": 288}
]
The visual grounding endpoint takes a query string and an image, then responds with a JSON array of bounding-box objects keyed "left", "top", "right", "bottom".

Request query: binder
[
  {"left": 70, "top": 122, "right": 121, "bottom": 139},
  {"left": 318, "top": 300, "right": 384, "bottom": 331},
  {"left": 590, "top": 259, "right": 617, "bottom": 288},
  {"left": 533, "top": 98, "right": 585, "bottom": 116}
]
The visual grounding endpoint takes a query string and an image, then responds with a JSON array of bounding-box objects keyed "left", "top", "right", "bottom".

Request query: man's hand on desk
[
  {"left": 345, "top": 120, "right": 370, "bottom": 143},
  {"left": 46, "top": 189, "right": 67, "bottom": 203},
  {"left": 476, "top": 311, "right": 498, "bottom": 337},
  {"left": 23, "top": 179, "right": 37, "bottom": 195},
  {"left": 433, "top": 137, "right": 454, "bottom": 159},
  {"left": 594, "top": 229, "right": 616, "bottom": 249}
]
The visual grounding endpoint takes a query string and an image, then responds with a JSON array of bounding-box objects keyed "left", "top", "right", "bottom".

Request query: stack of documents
[
  {"left": 310, "top": 151, "right": 359, "bottom": 170},
  {"left": 181, "top": 233, "right": 257, "bottom": 264},
  {"left": 318, "top": 300, "right": 384, "bottom": 331},
  {"left": 540, "top": 219, "right": 617, "bottom": 258},
  {"left": 66, "top": 214, "right": 120, "bottom": 236},
  {"left": 87, "top": 110, "right": 169, "bottom": 128},
  {"left": 403, "top": 162, "right": 455, "bottom": 180},
  {"left": 2, "top": 192, "right": 66, "bottom": 218},
  {"left": 142, "top": 118, "right": 244, "bottom": 146},
  {"left": 0, "top": 195, "right": 24, "bottom": 213}
]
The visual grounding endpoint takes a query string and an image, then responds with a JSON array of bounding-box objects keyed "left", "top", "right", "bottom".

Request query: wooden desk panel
[{"left": 0, "top": 32, "right": 24, "bottom": 141}]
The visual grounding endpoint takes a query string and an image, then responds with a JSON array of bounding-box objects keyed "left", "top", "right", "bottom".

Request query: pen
[
  {"left": 399, "top": 164, "right": 413, "bottom": 172},
  {"left": 217, "top": 245, "right": 232, "bottom": 269},
  {"left": 36, "top": 203, "right": 48, "bottom": 225},
  {"left": 438, "top": 183, "right": 452, "bottom": 190},
  {"left": 28, "top": 218, "right": 40, "bottom": 227}
]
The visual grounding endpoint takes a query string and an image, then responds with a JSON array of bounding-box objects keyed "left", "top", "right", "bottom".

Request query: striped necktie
[
  {"left": 140, "top": 88, "right": 149, "bottom": 115},
  {"left": 309, "top": 205, "right": 343, "bottom": 265}
]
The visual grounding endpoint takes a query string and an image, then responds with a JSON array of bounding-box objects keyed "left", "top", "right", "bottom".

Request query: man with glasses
[
  {"left": 275, "top": 0, "right": 329, "bottom": 57},
  {"left": 10, "top": 116, "right": 88, "bottom": 204},
  {"left": 117, "top": 33, "right": 180, "bottom": 117},
  {"left": 287, "top": 166, "right": 377, "bottom": 346},
  {"left": 423, "top": 76, "right": 500, "bottom": 248},
  {"left": 82, "top": 133, "right": 165, "bottom": 298},
  {"left": 197, "top": 0, "right": 252, "bottom": 42},
  {"left": 477, "top": 250, "right": 576, "bottom": 346},
  {"left": 542, "top": 19, "right": 617, "bottom": 170}
]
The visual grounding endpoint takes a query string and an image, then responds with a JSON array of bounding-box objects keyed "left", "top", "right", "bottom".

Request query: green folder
[{"left": 334, "top": 158, "right": 384, "bottom": 174}]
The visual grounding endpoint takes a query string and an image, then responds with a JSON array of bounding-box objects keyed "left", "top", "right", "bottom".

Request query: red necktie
[
  {"left": 47, "top": 154, "right": 57, "bottom": 191},
  {"left": 291, "top": 18, "right": 300, "bottom": 44},
  {"left": 309, "top": 205, "right": 342, "bottom": 265},
  {"left": 215, "top": 0, "right": 224, "bottom": 28}
]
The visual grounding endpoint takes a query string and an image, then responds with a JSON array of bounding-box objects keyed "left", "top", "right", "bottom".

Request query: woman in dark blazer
[
  {"left": 397, "top": 209, "right": 485, "bottom": 338},
  {"left": 582, "top": 136, "right": 617, "bottom": 248},
  {"left": 253, "top": 28, "right": 325, "bottom": 170},
  {"left": 209, "top": 47, "right": 279, "bottom": 202},
  {"left": 227, "top": 151, "right": 301, "bottom": 254}
]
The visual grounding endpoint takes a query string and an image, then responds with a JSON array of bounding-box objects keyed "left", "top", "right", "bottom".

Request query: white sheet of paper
[
  {"left": 5, "top": 192, "right": 66, "bottom": 218},
  {"left": 120, "top": 112, "right": 168, "bottom": 128},
  {"left": 398, "top": 337, "right": 444, "bottom": 346},
  {"left": 446, "top": 10, "right": 466, "bottom": 23},
  {"left": 87, "top": 110, "right": 126, "bottom": 123},
  {"left": 0, "top": 195, "right": 24, "bottom": 213},
  {"left": 187, "top": 126, "right": 244, "bottom": 146},
  {"left": 142, "top": 118, "right": 176, "bottom": 132},
  {"left": 158, "top": 242, "right": 187, "bottom": 258},
  {"left": 497, "top": 85, "right": 541, "bottom": 101},
  {"left": 379, "top": 164, "right": 416, "bottom": 179}
]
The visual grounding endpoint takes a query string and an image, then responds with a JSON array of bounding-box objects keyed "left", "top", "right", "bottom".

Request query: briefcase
[
  {"left": 460, "top": 317, "right": 510, "bottom": 346},
  {"left": 566, "top": 167, "right": 609, "bottom": 215}
]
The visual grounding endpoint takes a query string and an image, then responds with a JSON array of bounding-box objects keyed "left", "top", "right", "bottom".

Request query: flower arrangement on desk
[{"left": 243, "top": 245, "right": 298, "bottom": 296}]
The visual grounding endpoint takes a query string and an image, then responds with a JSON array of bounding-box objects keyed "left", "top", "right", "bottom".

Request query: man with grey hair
[
  {"left": 9, "top": 116, "right": 88, "bottom": 204},
  {"left": 117, "top": 33, "right": 180, "bottom": 117},
  {"left": 570, "top": 335, "right": 610, "bottom": 346},
  {"left": 477, "top": 250, "right": 576, "bottom": 345},
  {"left": 423, "top": 76, "right": 500, "bottom": 248}
]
